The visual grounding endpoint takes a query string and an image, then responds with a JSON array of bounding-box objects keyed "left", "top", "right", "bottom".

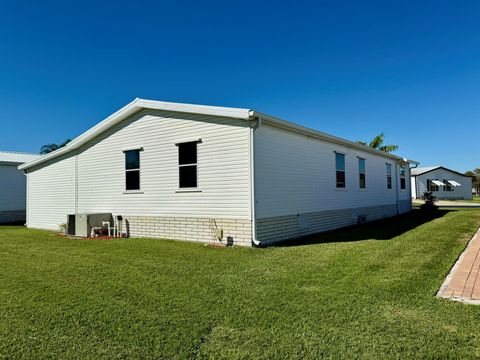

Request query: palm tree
[
  {"left": 40, "top": 139, "right": 72, "bottom": 154},
  {"left": 357, "top": 133, "right": 398, "bottom": 153}
]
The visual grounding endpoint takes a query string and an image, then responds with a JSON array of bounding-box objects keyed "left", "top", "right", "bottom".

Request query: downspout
[
  {"left": 250, "top": 117, "right": 261, "bottom": 246},
  {"left": 395, "top": 162, "right": 400, "bottom": 214},
  {"left": 24, "top": 169, "right": 29, "bottom": 227},
  {"left": 75, "top": 152, "right": 79, "bottom": 215}
]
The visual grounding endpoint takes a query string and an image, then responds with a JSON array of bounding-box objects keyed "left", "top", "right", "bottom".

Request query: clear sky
[{"left": 0, "top": 1, "right": 478, "bottom": 172}]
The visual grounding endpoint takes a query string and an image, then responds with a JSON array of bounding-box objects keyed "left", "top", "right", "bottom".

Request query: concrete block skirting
[
  {"left": 256, "top": 202, "right": 410, "bottom": 245},
  {"left": 0, "top": 210, "right": 26, "bottom": 224},
  {"left": 123, "top": 216, "right": 252, "bottom": 247}
]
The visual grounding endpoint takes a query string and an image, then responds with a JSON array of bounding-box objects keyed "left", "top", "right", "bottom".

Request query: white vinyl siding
[
  {"left": 26, "top": 155, "right": 76, "bottom": 230},
  {"left": 254, "top": 124, "right": 405, "bottom": 218},
  {"left": 26, "top": 109, "right": 251, "bottom": 231}
]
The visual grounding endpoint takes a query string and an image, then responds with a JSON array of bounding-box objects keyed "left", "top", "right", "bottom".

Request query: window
[
  {"left": 427, "top": 179, "right": 439, "bottom": 192},
  {"left": 358, "top": 158, "right": 366, "bottom": 189},
  {"left": 335, "top": 153, "right": 345, "bottom": 188},
  {"left": 443, "top": 179, "right": 453, "bottom": 192},
  {"left": 400, "top": 165, "right": 406, "bottom": 190},
  {"left": 125, "top": 149, "right": 140, "bottom": 191},
  {"left": 386, "top": 163, "right": 392, "bottom": 189},
  {"left": 178, "top": 141, "right": 198, "bottom": 188}
]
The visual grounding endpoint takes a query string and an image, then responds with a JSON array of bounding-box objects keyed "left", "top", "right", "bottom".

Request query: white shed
[
  {"left": 20, "top": 99, "right": 417, "bottom": 246},
  {"left": 411, "top": 166, "right": 473, "bottom": 200},
  {"left": 0, "top": 152, "right": 40, "bottom": 223}
]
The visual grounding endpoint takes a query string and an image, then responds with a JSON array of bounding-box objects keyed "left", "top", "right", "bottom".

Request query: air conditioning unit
[{"left": 67, "top": 213, "right": 112, "bottom": 237}]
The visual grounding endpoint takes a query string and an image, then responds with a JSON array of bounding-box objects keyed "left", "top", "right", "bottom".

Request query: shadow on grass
[{"left": 276, "top": 209, "right": 452, "bottom": 247}]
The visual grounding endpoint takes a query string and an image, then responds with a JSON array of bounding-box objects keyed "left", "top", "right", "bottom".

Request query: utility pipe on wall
[{"left": 250, "top": 118, "right": 261, "bottom": 246}]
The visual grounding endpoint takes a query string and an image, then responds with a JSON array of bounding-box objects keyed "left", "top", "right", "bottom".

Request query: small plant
[
  {"left": 421, "top": 191, "right": 438, "bottom": 210},
  {"left": 58, "top": 223, "right": 67, "bottom": 234}
]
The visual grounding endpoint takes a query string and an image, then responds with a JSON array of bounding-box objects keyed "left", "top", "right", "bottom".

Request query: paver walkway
[{"left": 438, "top": 227, "right": 480, "bottom": 304}]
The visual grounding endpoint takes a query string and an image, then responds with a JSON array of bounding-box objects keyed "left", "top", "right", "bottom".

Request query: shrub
[{"left": 421, "top": 191, "right": 438, "bottom": 210}]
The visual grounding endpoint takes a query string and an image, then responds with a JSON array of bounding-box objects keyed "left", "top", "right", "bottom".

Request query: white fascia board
[{"left": 249, "top": 111, "right": 418, "bottom": 164}]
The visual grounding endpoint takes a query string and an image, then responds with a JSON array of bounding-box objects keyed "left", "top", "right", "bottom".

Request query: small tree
[
  {"left": 421, "top": 191, "right": 438, "bottom": 210},
  {"left": 40, "top": 139, "right": 71, "bottom": 155},
  {"left": 465, "top": 169, "right": 480, "bottom": 195},
  {"left": 357, "top": 133, "right": 399, "bottom": 153}
]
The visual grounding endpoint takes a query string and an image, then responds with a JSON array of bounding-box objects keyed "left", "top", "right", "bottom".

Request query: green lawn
[{"left": 1, "top": 210, "right": 480, "bottom": 359}]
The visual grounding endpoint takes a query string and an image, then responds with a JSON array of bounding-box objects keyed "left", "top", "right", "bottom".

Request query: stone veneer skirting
[
  {"left": 256, "top": 201, "right": 411, "bottom": 245},
  {"left": 123, "top": 216, "right": 252, "bottom": 247},
  {"left": 0, "top": 210, "right": 26, "bottom": 224},
  {"left": 114, "top": 201, "right": 411, "bottom": 247}
]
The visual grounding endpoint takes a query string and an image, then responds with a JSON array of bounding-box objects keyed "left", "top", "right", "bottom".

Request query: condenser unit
[{"left": 67, "top": 213, "right": 112, "bottom": 237}]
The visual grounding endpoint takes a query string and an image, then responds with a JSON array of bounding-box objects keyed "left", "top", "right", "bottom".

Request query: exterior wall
[
  {"left": 253, "top": 124, "right": 412, "bottom": 244},
  {"left": 26, "top": 109, "right": 252, "bottom": 245},
  {"left": 413, "top": 169, "right": 473, "bottom": 200},
  {"left": 0, "top": 164, "right": 28, "bottom": 223},
  {"left": 124, "top": 216, "right": 251, "bottom": 246},
  {"left": 27, "top": 154, "right": 76, "bottom": 230}
]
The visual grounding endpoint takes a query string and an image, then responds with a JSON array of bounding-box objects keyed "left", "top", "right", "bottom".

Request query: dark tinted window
[
  {"left": 179, "top": 166, "right": 197, "bottom": 188},
  {"left": 179, "top": 142, "right": 197, "bottom": 165},
  {"left": 126, "top": 170, "right": 140, "bottom": 190},
  {"left": 400, "top": 165, "right": 406, "bottom": 190},
  {"left": 358, "top": 158, "right": 366, "bottom": 189},
  {"left": 335, "top": 153, "right": 345, "bottom": 188},
  {"left": 386, "top": 164, "right": 392, "bottom": 189},
  {"left": 125, "top": 149, "right": 140, "bottom": 190},
  {"left": 178, "top": 142, "right": 198, "bottom": 188},
  {"left": 125, "top": 150, "right": 140, "bottom": 170}
]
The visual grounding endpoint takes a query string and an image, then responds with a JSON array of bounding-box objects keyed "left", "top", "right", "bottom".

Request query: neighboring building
[
  {"left": 411, "top": 166, "right": 473, "bottom": 200},
  {"left": 0, "top": 151, "right": 41, "bottom": 224},
  {"left": 20, "top": 99, "right": 417, "bottom": 246}
]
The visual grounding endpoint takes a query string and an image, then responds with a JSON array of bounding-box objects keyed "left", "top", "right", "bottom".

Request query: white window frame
[
  {"left": 124, "top": 148, "right": 143, "bottom": 193},
  {"left": 176, "top": 140, "right": 201, "bottom": 190}
]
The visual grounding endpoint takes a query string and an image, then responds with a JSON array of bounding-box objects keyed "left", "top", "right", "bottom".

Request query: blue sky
[{"left": 0, "top": 1, "right": 478, "bottom": 172}]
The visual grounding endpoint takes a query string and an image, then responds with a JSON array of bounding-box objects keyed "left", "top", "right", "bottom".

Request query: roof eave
[
  {"left": 250, "top": 111, "right": 418, "bottom": 164},
  {"left": 20, "top": 98, "right": 253, "bottom": 170}
]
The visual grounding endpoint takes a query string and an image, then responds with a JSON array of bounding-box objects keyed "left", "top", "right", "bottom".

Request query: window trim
[
  {"left": 176, "top": 140, "right": 201, "bottom": 189},
  {"left": 335, "top": 152, "right": 346, "bottom": 189},
  {"left": 358, "top": 157, "right": 366, "bottom": 189},
  {"left": 123, "top": 148, "right": 142, "bottom": 192}
]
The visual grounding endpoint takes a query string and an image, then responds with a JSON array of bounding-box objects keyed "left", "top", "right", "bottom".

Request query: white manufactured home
[
  {"left": 0, "top": 152, "right": 40, "bottom": 223},
  {"left": 20, "top": 99, "right": 417, "bottom": 246},
  {"left": 411, "top": 166, "right": 473, "bottom": 200}
]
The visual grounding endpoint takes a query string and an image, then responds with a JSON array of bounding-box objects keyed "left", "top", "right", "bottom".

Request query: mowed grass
[{"left": 1, "top": 210, "right": 480, "bottom": 359}]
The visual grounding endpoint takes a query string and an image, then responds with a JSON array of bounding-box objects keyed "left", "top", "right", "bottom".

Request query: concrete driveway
[{"left": 413, "top": 199, "right": 480, "bottom": 208}]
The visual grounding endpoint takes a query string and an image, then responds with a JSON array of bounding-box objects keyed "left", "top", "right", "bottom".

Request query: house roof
[
  {"left": 411, "top": 166, "right": 469, "bottom": 178},
  {"left": 0, "top": 151, "right": 40, "bottom": 165},
  {"left": 20, "top": 98, "right": 418, "bottom": 170}
]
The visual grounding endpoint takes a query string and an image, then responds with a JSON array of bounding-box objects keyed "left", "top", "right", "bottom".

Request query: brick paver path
[{"left": 438, "top": 228, "right": 480, "bottom": 304}]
